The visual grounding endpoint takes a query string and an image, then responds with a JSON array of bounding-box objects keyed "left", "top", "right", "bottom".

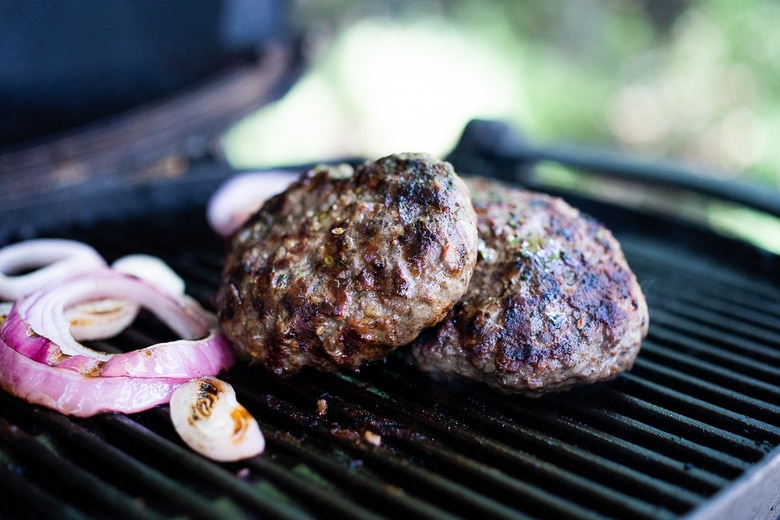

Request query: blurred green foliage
[
  {"left": 270, "top": 0, "right": 779, "bottom": 186},
  {"left": 223, "top": 0, "right": 780, "bottom": 253}
]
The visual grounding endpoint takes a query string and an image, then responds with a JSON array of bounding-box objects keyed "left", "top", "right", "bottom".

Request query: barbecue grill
[
  {"left": 1, "top": 114, "right": 778, "bottom": 519},
  {"left": 1, "top": 8, "right": 779, "bottom": 519}
]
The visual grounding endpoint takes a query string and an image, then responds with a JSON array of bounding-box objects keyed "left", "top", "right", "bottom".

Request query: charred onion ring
[
  {"left": 170, "top": 377, "right": 265, "bottom": 461},
  {"left": 0, "top": 270, "right": 234, "bottom": 417}
]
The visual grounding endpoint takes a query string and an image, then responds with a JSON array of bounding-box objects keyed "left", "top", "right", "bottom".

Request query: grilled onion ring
[
  {"left": 0, "top": 336, "right": 193, "bottom": 417},
  {"left": 207, "top": 170, "right": 299, "bottom": 237},
  {"left": 1, "top": 269, "right": 233, "bottom": 377},
  {"left": 0, "top": 270, "right": 234, "bottom": 416},
  {"left": 67, "top": 254, "right": 186, "bottom": 341},
  {"left": 0, "top": 239, "right": 106, "bottom": 300}
]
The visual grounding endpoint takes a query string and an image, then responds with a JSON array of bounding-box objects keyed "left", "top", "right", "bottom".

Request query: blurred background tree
[{"left": 224, "top": 0, "right": 780, "bottom": 190}]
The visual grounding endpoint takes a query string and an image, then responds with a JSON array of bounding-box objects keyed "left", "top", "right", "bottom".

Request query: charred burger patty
[
  {"left": 410, "top": 177, "right": 649, "bottom": 395},
  {"left": 216, "top": 153, "right": 478, "bottom": 375}
]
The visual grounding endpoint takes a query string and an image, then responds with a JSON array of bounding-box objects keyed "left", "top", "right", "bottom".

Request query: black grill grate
[{"left": 1, "top": 162, "right": 779, "bottom": 519}]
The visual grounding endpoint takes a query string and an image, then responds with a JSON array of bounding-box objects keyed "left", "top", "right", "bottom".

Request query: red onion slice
[
  {"left": 0, "top": 335, "right": 191, "bottom": 417},
  {"left": 0, "top": 239, "right": 107, "bottom": 300},
  {"left": 66, "top": 298, "right": 139, "bottom": 342},
  {"left": 207, "top": 170, "right": 299, "bottom": 237},
  {"left": 111, "top": 254, "right": 186, "bottom": 295},
  {"left": 1, "top": 270, "right": 234, "bottom": 379},
  {"left": 67, "top": 255, "right": 186, "bottom": 341}
]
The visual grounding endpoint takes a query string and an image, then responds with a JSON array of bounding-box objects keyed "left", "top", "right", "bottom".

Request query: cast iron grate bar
[
  {"left": 645, "top": 291, "right": 780, "bottom": 347},
  {"left": 2, "top": 187, "right": 778, "bottom": 518},
  {"left": 107, "top": 401, "right": 475, "bottom": 520},
  {"left": 256, "top": 429, "right": 468, "bottom": 520},
  {"left": 0, "top": 461, "right": 93, "bottom": 520},
  {"left": 641, "top": 333, "right": 780, "bottom": 400},
  {"left": 647, "top": 310, "right": 780, "bottom": 370},
  {"left": 633, "top": 264, "right": 780, "bottom": 312},
  {"left": 0, "top": 409, "right": 165, "bottom": 519},
  {"left": 103, "top": 407, "right": 370, "bottom": 518},
  {"left": 643, "top": 285, "right": 780, "bottom": 341},
  {"left": 614, "top": 374, "right": 778, "bottom": 455},
  {"left": 628, "top": 358, "right": 780, "bottom": 442},
  {"left": 246, "top": 445, "right": 396, "bottom": 520},
  {"left": 1, "top": 393, "right": 288, "bottom": 519},
  {"left": 619, "top": 238, "right": 780, "bottom": 306},
  {"left": 319, "top": 368, "right": 708, "bottom": 518},
  {"left": 233, "top": 380, "right": 537, "bottom": 519},
  {"left": 605, "top": 388, "right": 771, "bottom": 461},
  {"left": 544, "top": 399, "right": 752, "bottom": 478},
  {"left": 248, "top": 370, "right": 665, "bottom": 519},
  {"left": 98, "top": 412, "right": 336, "bottom": 520}
]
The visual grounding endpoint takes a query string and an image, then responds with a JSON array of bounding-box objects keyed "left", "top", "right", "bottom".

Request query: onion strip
[
  {"left": 66, "top": 298, "right": 139, "bottom": 342},
  {"left": 0, "top": 239, "right": 107, "bottom": 300},
  {"left": 68, "top": 254, "right": 186, "bottom": 341},
  {"left": 0, "top": 270, "right": 234, "bottom": 379},
  {"left": 0, "top": 334, "right": 191, "bottom": 417},
  {"left": 111, "top": 254, "right": 186, "bottom": 296},
  {"left": 0, "top": 246, "right": 235, "bottom": 418},
  {"left": 206, "top": 170, "right": 299, "bottom": 237}
]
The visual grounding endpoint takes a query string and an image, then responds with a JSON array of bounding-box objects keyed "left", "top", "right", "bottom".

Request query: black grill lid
[
  {"left": 0, "top": 1, "right": 304, "bottom": 217},
  {"left": 0, "top": 122, "right": 778, "bottom": 519},
  {"left": 0, "top": 0, "right": 289, "bottom": 147}
]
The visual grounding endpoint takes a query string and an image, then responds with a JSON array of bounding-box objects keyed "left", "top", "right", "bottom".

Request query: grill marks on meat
[
  {"left": 410, "top": 177, "right": 649, "bottom": 395},
  {"left": 216, "top": 157, "right": 648, "bottom": 394},
  {"left": 216, "top": 154, "right": 478, "bottom": 376}
]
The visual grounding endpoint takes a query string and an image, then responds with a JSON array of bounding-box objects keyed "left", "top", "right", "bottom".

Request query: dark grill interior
[{"left": 1, "top": 134, "right": 779, "bottom": 519}]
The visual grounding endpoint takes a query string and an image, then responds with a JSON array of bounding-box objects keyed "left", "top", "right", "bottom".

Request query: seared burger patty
[
  {"left": 411, "top": 177, "right": 649, "bottom": 395},
  {"left": 216, "top": 153, "right": 478, "bottom": 376}
]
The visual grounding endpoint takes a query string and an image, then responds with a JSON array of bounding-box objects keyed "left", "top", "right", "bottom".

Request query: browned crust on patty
[
  {"left": 411, "top": 176, "right": 649, "bottom": 395},
  {"left": 216, "top": 153, "right": 478, "bottom": 376}
]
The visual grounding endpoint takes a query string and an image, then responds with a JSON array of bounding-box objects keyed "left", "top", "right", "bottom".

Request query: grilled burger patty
[
  {"left": 216, "top": 153, "right": 478, "bottom": 375},
  {"left": 411, "top": 177, "right": 649, "bottom": 395}
]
